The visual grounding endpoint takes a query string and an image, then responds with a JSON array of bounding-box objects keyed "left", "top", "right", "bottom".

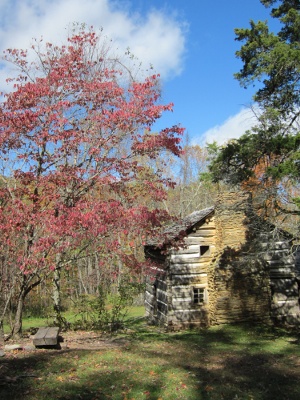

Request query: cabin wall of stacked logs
[
  {"left": 145, "top": 191, "right": 300, "bottom": 328},
  {"left": 145, "top": 217, "right": 216, "bottom": 327}
]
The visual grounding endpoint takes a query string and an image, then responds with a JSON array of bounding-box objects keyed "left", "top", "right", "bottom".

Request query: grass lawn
[
  {"left": 3, "top": 306, "right": 145, "bottom": 334},
  {"left": 1, "top": 310, "right": 299, "bottom": 399}
]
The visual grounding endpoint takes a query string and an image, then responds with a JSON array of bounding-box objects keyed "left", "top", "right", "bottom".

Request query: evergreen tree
[{"left": 209, "top": 0, "right": 300, "bottom": 218}]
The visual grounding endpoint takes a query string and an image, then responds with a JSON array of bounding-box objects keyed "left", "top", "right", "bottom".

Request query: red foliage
[{"left": 0, "top": 27, "right": 184, "bottom": 275}]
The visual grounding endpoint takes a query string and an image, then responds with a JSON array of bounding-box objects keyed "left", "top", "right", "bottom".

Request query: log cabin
[{"left": 144, "top": 192, "right": 300, "bottom": 329}]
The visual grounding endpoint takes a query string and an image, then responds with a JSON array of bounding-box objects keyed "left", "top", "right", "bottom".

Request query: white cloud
[
  {"left": 198, "top": 108, "right": 258, "bottom": 146},
  {"left": 0, "top": 0, "right": 187, "bottom": 85}
]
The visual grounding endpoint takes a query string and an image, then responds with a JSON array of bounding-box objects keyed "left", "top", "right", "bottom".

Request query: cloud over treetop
[{"left": 0, "top": 0, "right": 187, "bottom": 81}]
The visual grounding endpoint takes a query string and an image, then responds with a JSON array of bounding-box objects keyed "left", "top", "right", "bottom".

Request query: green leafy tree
[{"left": 209, "top": 0, "right": 300, "bottom": 222}]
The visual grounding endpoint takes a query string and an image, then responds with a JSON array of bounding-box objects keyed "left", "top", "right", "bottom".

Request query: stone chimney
[{"left": 214, "top": 190, "right": 252, "bottom": 252}]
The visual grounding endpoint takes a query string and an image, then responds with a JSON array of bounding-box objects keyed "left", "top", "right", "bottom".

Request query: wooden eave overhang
[{"left": 145, "top": 206, "right": 215, "bottom": 251}]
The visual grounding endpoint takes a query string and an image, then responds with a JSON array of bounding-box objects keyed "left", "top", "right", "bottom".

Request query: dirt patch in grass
[
  {"left": 4, "top": 329, "right": 129, "bottom": 351},
  {"left": 59, "top": 330, "right": 130, "bottom": 351}
]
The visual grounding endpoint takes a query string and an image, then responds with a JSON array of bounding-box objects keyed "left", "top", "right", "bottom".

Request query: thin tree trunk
[
  {"left": 77, "top": 261, "right": 88, "bottom": 294},
  {"left": 11, "top": 288, "right": 26, "bottom": 338},
  {"left": 95, "top": 253, "right": 101, "bottom": 292},
  {"left": 0, "top": 285, "right": 13, "bottom": 343},
  {"left": 52, "top": 266, "right": 62, "bottom": 325},
  {"left": 0, "top": 321, "right": 4, "bottom": 356}
]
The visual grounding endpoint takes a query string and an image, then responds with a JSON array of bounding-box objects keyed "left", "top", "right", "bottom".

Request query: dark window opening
[
  {"left": 200, "top": 245, "right": 210, "bottom": 256},
  {"left": 193, "top": 288, "right": 205, "bottom": 304}
]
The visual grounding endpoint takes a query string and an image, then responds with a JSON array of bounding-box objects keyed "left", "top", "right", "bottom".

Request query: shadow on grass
[
  {"left": 0, "top": 322, "right": 299, "bottom": 400},
  {"left": 182, "top": 352, "right": 299, "bottom": 400},
  {"left": 0, "top": 349, "right": 167, "bottom": 400}
]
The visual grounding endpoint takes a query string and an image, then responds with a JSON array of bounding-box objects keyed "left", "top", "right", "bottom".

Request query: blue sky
[{"left": 0, "top": 0, "right": 278, "bottom": 145}]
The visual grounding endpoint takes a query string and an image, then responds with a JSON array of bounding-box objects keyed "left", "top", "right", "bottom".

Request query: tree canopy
[
  {"left": 209, "top": 0, "right": 300, "bottom": 221},
  {"left": 0, "top": 26, "right": 183, "bottom": 336}
]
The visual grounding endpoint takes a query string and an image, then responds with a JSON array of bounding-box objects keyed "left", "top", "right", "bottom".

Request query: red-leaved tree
[{"left": 0, "top": 26, "right": 183, "bottom": 337}]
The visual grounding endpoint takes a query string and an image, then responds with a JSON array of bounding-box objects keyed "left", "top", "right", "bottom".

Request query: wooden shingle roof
[{"left": 147, "top": 206, "right": 214, "bottom": 247}]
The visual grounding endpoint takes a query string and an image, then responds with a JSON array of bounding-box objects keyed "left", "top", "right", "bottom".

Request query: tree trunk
[
  {"left": 52, "top": 265, "right": 70, "bottom": 330},
  {"left": 77, "top": 261, "right": 88, "bottom": 294},
  {"left": 0, "top": 298, "right": 6, "bottom": 349},
  {"left": 11, "top": 289, "right": 26, "bottom": 338},
  {"left": 52, "top": 266, "right": 61, "bottom": 325},
  {"left": 8, "top": 274, "right": 42, "bottom": 339},
  {"left": 0, "top": 320, "right": 4, "bottom": 356}
]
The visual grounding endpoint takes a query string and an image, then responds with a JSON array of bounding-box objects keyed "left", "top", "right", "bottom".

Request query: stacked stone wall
[{"left": 208, "top": 191, "right": 271, "bottom": 324}]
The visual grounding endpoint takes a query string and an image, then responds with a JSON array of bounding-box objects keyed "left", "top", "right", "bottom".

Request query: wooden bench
[{"left": 33, "top": 327, "right": 59, "bottom": 347}]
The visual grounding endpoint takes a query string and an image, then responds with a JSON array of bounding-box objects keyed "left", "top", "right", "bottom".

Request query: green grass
[
  {"left": 1, "top": 313, "right": 299, "bottom": 399},
  {"left": 3, "top": 316, "right": 48, "bottom": 334},
  {"left": 3, "top": 306, "right": 145, "bottom": 334}
]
